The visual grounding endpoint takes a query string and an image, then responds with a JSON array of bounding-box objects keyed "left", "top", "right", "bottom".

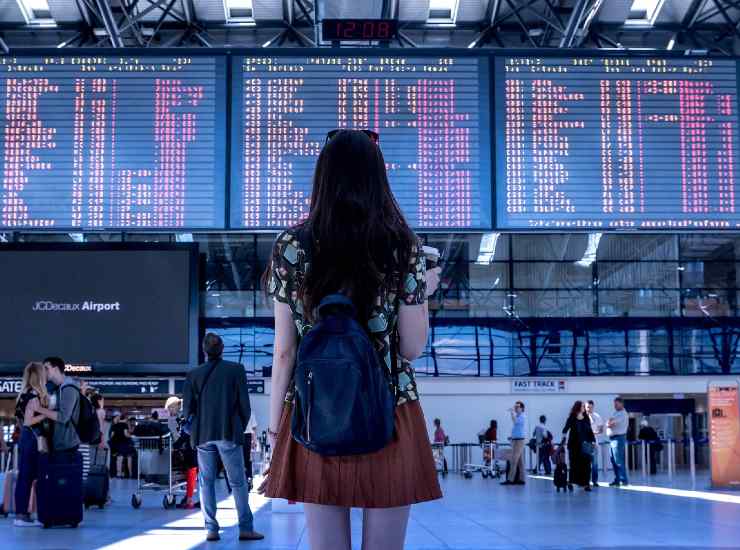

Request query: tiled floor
[{"left": 4, "top": 471, "right": 740, "bottom": 550}]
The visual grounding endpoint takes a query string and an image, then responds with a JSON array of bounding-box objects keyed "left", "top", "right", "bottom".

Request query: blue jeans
[
  {"left": 591, "top": 443, "right": 599, "bottom": 484},
  {"left": 610, "top": 435, "right": 629, "bottom": 484},
  {"left": 14, "top": 427, "right": 39, "bottom": 516},
  {"left": 197, "top": 441, "right": 254, "bottom": 533}
]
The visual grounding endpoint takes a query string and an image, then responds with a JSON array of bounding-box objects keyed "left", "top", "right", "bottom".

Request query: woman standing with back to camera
[{"left": 261, "top": 129, "right": 443, "bottom": 550}]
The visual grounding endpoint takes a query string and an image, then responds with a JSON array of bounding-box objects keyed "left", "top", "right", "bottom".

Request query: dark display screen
[
  {"left": 231, "top": 54, "right": 492, "bottom": 229},
  {"left": 0, "top": 55, "right": 226, "bottom": 230},
  {"left": 0, "top": 246, "right": 196, "bottom": 367},
  {"left": 495, "top": 56, "right": 740, "bottom": 229}
]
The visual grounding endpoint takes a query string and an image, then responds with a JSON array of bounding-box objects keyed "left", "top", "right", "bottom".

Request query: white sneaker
[{"left": 13, "top": 517, "right": 37, "bottom": 527}]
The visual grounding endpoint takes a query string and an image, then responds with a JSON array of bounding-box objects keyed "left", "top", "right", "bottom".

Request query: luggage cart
[
  {"left": 431, "top": 443, "right": 448, "bottom": 476},
  {"left": 463, "top": 442, "right": 508, "bottom": 479},
  {"left": 130, "top": 434, "right": 185, "bottom": 510}
]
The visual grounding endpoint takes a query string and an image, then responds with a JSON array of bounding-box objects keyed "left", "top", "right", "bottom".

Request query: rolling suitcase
[
  {"left": 84, "top": 448, "right": 109, "bottom": 509},
  {"left": 37, "top": 452, "right": 83, "bottom": 528}
]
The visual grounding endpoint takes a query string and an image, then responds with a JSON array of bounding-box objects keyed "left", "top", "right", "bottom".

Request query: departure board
[
  {"left": 231, "top": 55, "right": 492, "bottom": 229},
  {"left": 0, "top": 55, "right": 226, "bottom": 230},
  {"left": 495, "top": 56, "right": 740, "bottom": 229}
]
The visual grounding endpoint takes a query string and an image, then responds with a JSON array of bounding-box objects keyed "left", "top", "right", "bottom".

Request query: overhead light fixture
[
  {"left": 175, "top": 233, "right": 193, "bottom": 243},
  {"left": 224, "top": 0, "right": 255, "bottom": 24},
  {"left": 666, "top": 36, "right": 676, "bottom": 50},
  {"left": 68, "top": 233, "right": 84, "bottom": 243},
  {"left": 625, "top": 0, "right": 665, "bottom": 27},
  {"left": 476, "top": 232, "right": 500, "bottom": 265},
  {"left": 16, "top": 0, "right": 54, "bottom": 26},
  {"left": 575, "top": 232, "right": 603, "bottom": 268},
  {"left": 428, "top": 0, "right": 458, "bottom": 24}
]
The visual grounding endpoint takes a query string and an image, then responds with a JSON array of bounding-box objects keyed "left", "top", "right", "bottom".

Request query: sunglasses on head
[{"left": 325, "top": 129, "right": 380, "bottom": 145}]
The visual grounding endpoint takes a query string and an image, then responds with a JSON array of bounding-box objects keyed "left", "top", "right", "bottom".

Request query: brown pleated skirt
[{"left": 264, "top": 400, "right": 443, "bottom": 508}]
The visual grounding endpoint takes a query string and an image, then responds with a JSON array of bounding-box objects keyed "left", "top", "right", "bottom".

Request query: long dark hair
[
  {"left": 272, "top": 130, "right": 416, "bottom": 323},
  {"left": 570, "top": 400, "right": 584, "bottom": 418}
]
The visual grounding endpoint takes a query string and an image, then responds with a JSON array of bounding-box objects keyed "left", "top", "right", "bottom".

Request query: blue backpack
[{"left": 291, "top": 294, "right": 396, "bottom": 456}]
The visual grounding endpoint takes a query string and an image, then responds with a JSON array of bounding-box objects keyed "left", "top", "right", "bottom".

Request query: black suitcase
[
  {"left": 554, "top": 463, "right": 570, "bottom": 492},
  {"left": 84, "top": 448, "right": 110, "bottom": 509},
  {"left": 37, "top": 452, "right": 84, "bottom": 528}
]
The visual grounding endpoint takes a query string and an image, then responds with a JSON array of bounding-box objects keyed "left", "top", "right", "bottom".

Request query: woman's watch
[{"left": 267, "top": 427, "right": 279, "bottom": 438}]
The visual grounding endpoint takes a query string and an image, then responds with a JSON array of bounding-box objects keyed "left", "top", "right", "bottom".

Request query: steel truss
[{"left": 0, "top": 0, "right": 737, "bottom": 52}]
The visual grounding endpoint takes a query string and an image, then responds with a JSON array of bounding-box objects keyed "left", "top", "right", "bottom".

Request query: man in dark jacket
[{"left": 183, "top": 333, "right": 263, "bottom": 542}]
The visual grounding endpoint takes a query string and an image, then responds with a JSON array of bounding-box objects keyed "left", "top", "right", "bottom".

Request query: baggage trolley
[
  {"left": 431, "top": 443, "right": 448, "bottom": 476},
  {"left": 130, "top": 434, "right": 186, "bottom": 509},
  {"left": 463, "top": 441, "right": 508, "bottom": 479}
]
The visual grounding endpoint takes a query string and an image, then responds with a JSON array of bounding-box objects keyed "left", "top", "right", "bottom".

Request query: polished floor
[{"left": 4, "top": 471, "right": 740, "bottom": 550}]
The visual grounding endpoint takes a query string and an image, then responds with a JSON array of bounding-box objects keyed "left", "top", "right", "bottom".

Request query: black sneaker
[
  {"left": 500, "top": 481, "right": 513, "bottom": 486},
  {"left": 609, "top": 481, "right": 620, "bottom": 487},
  {"left": 206, "top": 531, "right": 220, "bottom": 542},
  {"left": 513, "top": 480, "right": 526, "bottom": 485}
]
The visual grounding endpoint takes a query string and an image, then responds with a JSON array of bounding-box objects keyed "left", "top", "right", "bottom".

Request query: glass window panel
[
  {"left": 202, "top": 290, "right": 255, "bottom": 318},
  {"left": 511, "top": 234, "right": 588, "bottom": 261},
  {"left": 683, "top": 290, "right": 736, "bottom": 317},
  {"left": 469, "top": 262, "right": 509, "bottom": 290},
  {"left": 206, "top": 326, "right": 273, "bottom": 375},
  {"left": 681, "top": 261, "right": 737, "bottom": 289},
  {"left": 468, "top": 290, "right": 509, "bottom": 318},
  {"left": 677, "top": 328, "right": 723, "bottom": 374},
  {"left": 598, "top": 289, "right": 679, "bottom": 316},
  {"left": 513, "top": 290, "right": 593, "bottom": 317},
  {"left": 679, "top": 235, "right": 740, "bottom": 261},
  {"left": 429, "top": 325, "right": 483, "bottom": 376},
  {"left": 424, "top": 234, "right": 509, "bottom": 262},
  {"left": 599, "top": 261, "right": 679, "bottom": 289},
  {"left": 598, "top": 234, "right": 678, "bottom": 261},
  {"left": 200, "top": 235, "right": 257, "bottom": 290},
  {"left": 513, "top": 262, "right": 593, "bottom": 289}
]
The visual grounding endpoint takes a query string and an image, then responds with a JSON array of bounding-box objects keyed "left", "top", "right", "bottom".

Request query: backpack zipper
[{"left": 306, "top": 371, "right": 313, "bottom": 442}]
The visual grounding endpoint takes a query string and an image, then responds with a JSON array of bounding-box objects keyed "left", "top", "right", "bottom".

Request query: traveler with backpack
[
  {"left": 182, "top": 333, "right": 264, "bottom": 543},
  {"left": 32, "top": 356, "right": 99, "bottom": 527},
  {"left": 261, "top": 129, "right": 443, "bottom": 550}
]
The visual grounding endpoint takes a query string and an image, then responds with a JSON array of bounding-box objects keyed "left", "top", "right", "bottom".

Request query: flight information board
[
  {"left": 495, "top": 56, "right": 740, "bottom": 229},
  {"left": 231, "top": 54, "right": 492, "bottom": 229},
  {"left": 0, "top": 55, "right": 226, "bottom": 230}
]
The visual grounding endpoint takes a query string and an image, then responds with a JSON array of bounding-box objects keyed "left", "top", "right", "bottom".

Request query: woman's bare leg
[
  {"left": 361, "top": 506, "right": 411, "bottom": 550},
  {"left": 304, "top": 503, "right": 351, "bottom": 550}
]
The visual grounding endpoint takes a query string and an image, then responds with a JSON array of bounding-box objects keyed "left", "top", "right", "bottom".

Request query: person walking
[
  {"left": 533, "top": 415, "right": 552, "bottom": 476},
  {"left": 562, "top": 401, "right": 596, "bottom": 492},
  {"left": 183, "top": 333, "right": 263, "bottom": 543},
  {"left": 13, "top": 362, "right": 49, "bottom": 527},
  {"left": 586, "top": 400, "right": 607, "bottom": 487},
  {"left": 608, "top": 397, "right": 630, "bottom": 487},
  {"left": 638, "top": 419, "right": 661, "bottom": 475},
  {"left": 260, "top": 129, "right": 443, "bottom": 550},
  {"left": 109, "top": 415, "right": 135, "bottom": 478},
  {"left": 501, "top": 401, "right": 527, "bottom": 486}
]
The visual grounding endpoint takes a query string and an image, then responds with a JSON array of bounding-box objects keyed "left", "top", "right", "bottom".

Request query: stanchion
[
  {"left": 641, "top": 440, "right": 648, "bottom": 478},
  {"left": 689, "top": 438, "right": 696, "bottom": 482},
  {"left": 667, "top": 440, "right": 675, "bottom": 478}
]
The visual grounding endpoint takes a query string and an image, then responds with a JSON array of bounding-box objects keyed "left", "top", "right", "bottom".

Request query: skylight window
[
  {"left": 16, "top": 0, "right": 53, "bottom": 25},
  {"left": 625, "top": 0, "right": 665, "bottom": 26},
  {"left": 224, "top": 0, "right": 254, "bottom": 23},
  {"left": 575, "top": 233, "right": 602, "bottom": 268},
  {"left": 428, "top": 0, "right": 458, "bottom": 23}
]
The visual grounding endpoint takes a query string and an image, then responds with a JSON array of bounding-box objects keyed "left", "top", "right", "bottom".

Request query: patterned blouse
[{"left": 267, "top": 227, "right": 427, "bottom": 406}]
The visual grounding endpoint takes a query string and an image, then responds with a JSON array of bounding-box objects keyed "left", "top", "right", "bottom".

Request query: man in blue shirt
[{"left": 502, "top": 401, "right": 527, "bottom": 486}]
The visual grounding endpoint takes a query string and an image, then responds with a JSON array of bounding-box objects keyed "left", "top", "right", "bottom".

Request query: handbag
[
  {"left": 181, "top": 360, "right": 220, "bottom": 437},
  {"left": 581, "top": 441, "right": 595, "bottom": 457}
]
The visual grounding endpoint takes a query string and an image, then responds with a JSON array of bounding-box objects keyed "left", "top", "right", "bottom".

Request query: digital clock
[{"left": 322, "top": 19, "right": 398, "bottom": 41}]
